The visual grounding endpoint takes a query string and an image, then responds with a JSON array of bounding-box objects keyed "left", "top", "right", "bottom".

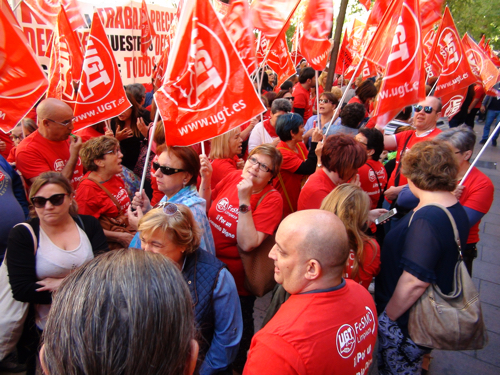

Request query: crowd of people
[{"left": 0, "top": 60, "right": 497, "bottom": 375}]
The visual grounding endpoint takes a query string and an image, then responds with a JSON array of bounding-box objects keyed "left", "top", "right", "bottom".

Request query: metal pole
[
  {"left": 139, "top": 108, "right": 160, "bottom": 194},
  {"left": 325, "top": 0, "right": 350, "bottom": 92},
  {"left": 315, "top": 70, "right": 320, "bottom": 128}
]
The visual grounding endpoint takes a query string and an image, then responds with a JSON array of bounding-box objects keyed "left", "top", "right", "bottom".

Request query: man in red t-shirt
[
  {"left": 16, "top": 98, "right": 83, "bottom": 189},
  {"left": 244, "top": 210, "right": 377, "bottom": 375},
  {"left": 377, "top": 96, "right": 442, "bottom": 204},
  {"left": 292, "top": 67, "right": 315, "bottom": 122}
]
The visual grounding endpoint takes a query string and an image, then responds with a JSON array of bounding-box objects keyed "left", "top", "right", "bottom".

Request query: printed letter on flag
[
  {"left": 140, "top": 0, "right": 157, "bottom": 55},
  {"left": 299, "top": 0, "right": 333, "bottom": 71},
  {"left": 73, "top": 12, "right": 131, "bottom": 131},
  {"left": 154, "top": 0, "right": 265, "bottom": 146},
  {"left": 0, "top": 3, "right": 48, "bottom": 133},
  {"left": 373, "top": 0, "right": 426, "bottom": 125}
]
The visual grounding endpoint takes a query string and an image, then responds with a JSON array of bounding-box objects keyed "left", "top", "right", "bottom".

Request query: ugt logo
[
  {"left": 78, "top": 37, "right": 113, "bottom": 102},
  {"left": 438, "top": 27, "right": 462, "bottom": 76}
]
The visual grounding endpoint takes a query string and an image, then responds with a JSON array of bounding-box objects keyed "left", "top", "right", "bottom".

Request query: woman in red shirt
[
  {"left": 321, "top": 184, "right": 381, "bottom": 289},
  {"left": 209, "top": 127, "right": 244, "bottom": 188},
  {"left": 274, "top": 113, "right": 323, "bottom": 217}
]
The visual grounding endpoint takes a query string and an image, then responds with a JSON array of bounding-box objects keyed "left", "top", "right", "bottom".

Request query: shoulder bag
[
  {"left": 238, "top": 189, "right": 278, "bottom": 297},
  {"left": 408, "top": 203, "right": 488, "bottom": 350},
  {"left": 0, "top": 223, "right": 37, "bottom": 361}
]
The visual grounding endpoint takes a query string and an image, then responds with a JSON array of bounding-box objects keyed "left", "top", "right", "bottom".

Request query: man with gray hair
[
  {"left": 244, "top": 210, "right": 377, "bottom": 374},
  {"left": 248, "top": 98, "right": 292, "bottom": 153}
]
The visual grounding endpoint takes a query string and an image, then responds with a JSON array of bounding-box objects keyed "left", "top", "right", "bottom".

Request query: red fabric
[
  {"left": 0, "top": 132, "right": 14, "bottom": 159},
  {"left": 297, "top": 168, "right": 337, "bottom": 210},
  {"left": 273, "top": 141, "right": 308, "bottom": 217},
  {"left": 292, "top": 84, "right": 313, "bottom": 121},
  {"left": 473, "top": 84, "right": 485, "bottom": 109},
  {"left": 77, "top": 126, "right": 105, "bottom": 143},
  {"left": 140, "top": 0, "right": 157, "bottom": 55},
  {"left": 262, "top": 119, "right": 277, "bottom": 138},
  {"left": 459, "top": 167, "right": 494, "bottom": 244},
  {"left": 358, "top": 159, "right": 387, "bottom": 209},
  {"left": 16, "top": 130, "right": 84, "bottom": 189},
  {"left": 7, "top": 147, "right": 16, "bottom": 163},
  {"left": 386, "top": 128, "right": 441, "bottom": 191},
  {"left": 211, "top": 158, "right": 238, "bottom": 188},
  {"left": 345, "top": 240, "right": 381, "bottom": 289},
  {"left": 348, "top": 96, "right": 369, "bottom": 115},
  {"left": 244, "top": 280, "right": 377, "bottom": 375},
  {"left": 209, "top": 170, "right": 283, "bottom": 295},
  {"left": 75, "top": 172, "right": 130, "bottom": 219}
]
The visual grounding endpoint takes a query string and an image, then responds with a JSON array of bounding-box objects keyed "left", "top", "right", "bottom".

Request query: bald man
[
  {"left": 243, "top": 210, "right": 377, "bottom": 375},
  {"left": 16, "top": 98, "right": 83, "bottom": 188}
]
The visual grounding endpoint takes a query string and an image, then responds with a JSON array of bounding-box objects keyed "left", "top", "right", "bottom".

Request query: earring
[{"left": 183, "top": 180, "right": 187, "bottom": 187}]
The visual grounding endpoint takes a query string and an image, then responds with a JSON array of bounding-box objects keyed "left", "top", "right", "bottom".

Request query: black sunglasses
[
  {"left": 31, "top": 193, "right": 68, "bottom": 208},
  {"left": 414, "top": 105, "right": 435, "bottom": 114},
  {"left": 152, "top": 161, "right": 185, "bottom": 175}
]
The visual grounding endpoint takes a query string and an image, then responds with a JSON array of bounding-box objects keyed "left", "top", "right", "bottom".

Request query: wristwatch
[{"left": 239, "top": 204, "right": 251, "bottom": 214}]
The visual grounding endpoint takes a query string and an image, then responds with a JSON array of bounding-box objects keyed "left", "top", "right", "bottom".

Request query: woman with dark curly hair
[{"left": 375, "top": 140, "right": 470, "bottom": 374}]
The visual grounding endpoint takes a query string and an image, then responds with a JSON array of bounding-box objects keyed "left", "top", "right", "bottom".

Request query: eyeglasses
[
  {"left": 104, "top": 148, "right": 121, "bottom": 155},
  {"left": 319, "top": 99, "right": 331, "bottom": 104},
  {"left": 413, "top": 105, "right": 435, "bottom": 114},
  {"left": 45, "top": 117, "right": 76, "bottom": 126},
  {"left": 31, "top": 193, "right": 68, "bottom": 208},
  {"left": 284, "top": 97, "right": 294, "bottom": 101},
  {"left": 248, "top": 156, "right": 273, "bottom": 173},
  {"left": 152, "top": 161, "right": 185, "bottom": 175}
]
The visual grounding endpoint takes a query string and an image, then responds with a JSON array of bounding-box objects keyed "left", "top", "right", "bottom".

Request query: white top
[
  {"left": 248, "top": 121, "right": 274, "bottom": 153},
  {"left": 35, "top": 225, "right": 94, "bottom": 329}
]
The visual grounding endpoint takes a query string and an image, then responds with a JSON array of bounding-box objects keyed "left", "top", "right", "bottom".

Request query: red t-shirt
[
  {"left": 387, "top": 128, "right": 442, "bottom": 192},
  {"left": 274, "top": 141, "right": 308, "bottom": 217},
  {"left": 459, "top": 167, "right": 494, "bottom": 244},
  {"left": 211, "top": 157, "right": 238, "bottom": 188},
  {"left": 16, "top": 130, "right": 84, "bottom": 189},
  {"left": 0, "top": 131, "right": 13, "bottom": 159},
  {"left": 297, "top": 168, "right": 337, "bottom": 210},
  {"left": 473, "top": 84, "right": 486, "bottom": 109},
  {"left": 77, "top": 126, "right": 104, "bottom": 143},
  {"left": 292, "top": 83, "right": 313, "bottom": 121},
  {"left": 358, "top": 159, "right": 387, "bottom": 209},
  {"left": 76, "top": 172, "right": 131, "bottom": 219},
  {"left": 209, "top": 170, "right": 283, "bottom": 296},
  {"left": 244, "top": 280, "right": 377, "bottom": 375},
  {"left": 7, "top": 147, "right": 16, "bottom": 163},
  {"left": 348, "top": 95, "right": 369, "bottom": 115},
  {"left": 345, "top": 240, "right": 380, "bottom": 289}
]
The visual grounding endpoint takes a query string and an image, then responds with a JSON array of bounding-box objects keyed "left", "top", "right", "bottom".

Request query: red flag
[
  {"left": 47, "top": 6, "right": 84, "bottom": 106},
  {"left": 250, "top": 0, "right": 301, "bottom": 39},
  {"left": 72, "top": 13, "right": 131, "bottom": 131},
  {"left": 213, "top": 0, "right": 230, "bottom": 17},
  {"left": 267, "top": 30, "right": 297, "bottom": 88},
  {"left": 423, "top": 27, "right": 439, "bottom": 78},
  {"left": 420, "top": 0, "right": 444, "bottom": 31},
  {"left": 335, "top": 32, "right": 353, "bottom": 75},
  {"left": 373, "top": 0, "right": 426, "bottom": 125},
  {"left": 152, "top": 38, "right": 171, "bottom": 90},
  {"left": 299, "top": 0, "right": 333, "bottom": 70},
  {"left": 255, "top": 32, "right": 272, "bottom": 65},
  {"left": 428, "top": 7, "right": 476, "bottom": 99},
  {"left": 23, "top": 0, "right": 85, "bottom": 29},
  {"left": 154, "top": 0, "right": 265, "bottom": 146},
  {"left": 441, "top": 87, "right": 469, "bottom": 120},
  {"left": 0, "top": 2, "right": 48, "bottom": 133},
  {"left": 478, "top": 35, "right": 486, "bottom": 50},
  {"left": 140, "top": 0, "right": 157, "bottom": 56},
  {"left": 359, "top": 0, "right": 371, "bottom": 12},
  {"left": 487, "top": 45, "right": 500, "bottom": 68},
  {"left": 223, "top": 0, "right": 257, "bottom": 75},
  {"left": 462, "top": 33, "right": 499, "bottom": 92}
]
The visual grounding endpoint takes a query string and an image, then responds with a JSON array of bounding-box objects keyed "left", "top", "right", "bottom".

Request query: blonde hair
[
  {"left": 331, "top": 87, "right": 342, "bottom": 100},
  {"left": 209, "top": 127, "right": 240, "bottom": 159},
  {"left": 320, "top": 184, "right": 374, "bottom": 279},
  {"left": 138, "top": 204, "right": 202, "bottom": 254},
  {"left": 318, "top": 71, "right": 328, "bottom": 89}
]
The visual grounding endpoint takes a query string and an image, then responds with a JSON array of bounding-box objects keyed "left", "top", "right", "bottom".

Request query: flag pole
[
  {"left": 13, "top": 0, "right": 23, "bottom": 11},
  {"left": 139, "top": 108, "right": 160, "bottom": 194},
  {"left": 460, "top": 122, "right": 500, "bottom": 185},
  {"left": 428, "top": 77, "right": 440, "bottom": 96},
  {"left": 315, "top": 70, "right": 320, "bottom": 128}
]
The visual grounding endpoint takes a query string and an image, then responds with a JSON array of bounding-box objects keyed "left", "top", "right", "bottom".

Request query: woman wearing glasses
[
  {"left": 200, "top": 144, "right": 283, "bottom": 373},
  {"left": 7, "top": 172, "right": 108, "bottom": 374},
  {"left": 303, "top": 92, "right": 339, "bottom": 145},
  {"left": 76, "top": 136, "right": 133, "bottom": 248},
  {"left": 137, "top": 204, "right": 242, "bottom": 375},
  {"left": 128, "top": 146, "right": 216, "bottom": 256}
]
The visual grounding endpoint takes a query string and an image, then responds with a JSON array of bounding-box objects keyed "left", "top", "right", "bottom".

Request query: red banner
[
  {"left": 0, "top": 1, "right": 48, "bottom": 133},
  {"left": 441, "top": 87, "right": 468, "bottom": 120},
  {"left": 267, "top": 30, "right": 297, "bottom": 88},
  {"left": 47, "top": 6, "right": 84, "bottom": 107},
  {"left": 335, "top": 32, "right": 353, "bottom": 75},
  {"left": 223, "top": 0, "right": 257, "bottom": 75},
  {"left": 250, "top": 0, "right": 301, "bottom": 39},
  {"left": 373, "top": 0, "right": 426, "bottom": 125},
  {"left": 462, "top": 34, "right": 499, "bottom": 93},
  {"left": 140, "top": 0, "right": 157, "bottom": 55},
  {"left": 359, "top": 0, "right": 371, "bottom": 12},
  {"left": 23, "top": 0, "right": 85, "bottom": 30},
  {"left": 72, "top": 12, "right": 131, "bottom": 131},
  {"left": 154, "top": 0, "right": 265, "bottom": 146},
  {"left": 420, "top": 0, "right": 444, "bottom": 31}
]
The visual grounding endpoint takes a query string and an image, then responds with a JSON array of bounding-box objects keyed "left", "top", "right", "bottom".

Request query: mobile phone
[{"left": 375, "top": 208, "right": 397, "bottom": 225}]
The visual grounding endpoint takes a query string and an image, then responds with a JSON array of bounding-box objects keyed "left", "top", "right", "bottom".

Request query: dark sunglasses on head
[
  {"left": 152, "top": 161, "right": 185, "bottom": 175},
  {"left": 413, "top": 105, "right": 435, "bottom": 114},
  {"left": 31, "top": 193, "right": 68, "bottom": 208}
]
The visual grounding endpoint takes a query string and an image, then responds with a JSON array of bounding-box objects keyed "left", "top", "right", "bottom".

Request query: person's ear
[
  {"left": 183, "top": 172, "right": 192, "bottom": 186},
  {"left": 185, "top": 339, "right": 199, "bottom": 375},
  {"left": 463, "top": 150, "right": 473, "bottom": 162},
  {"left": 305, "top": 259, "right": 321, "bottom": 281},
  {"left": 367, "top": 148, "right": 375, "bottom": 157}
]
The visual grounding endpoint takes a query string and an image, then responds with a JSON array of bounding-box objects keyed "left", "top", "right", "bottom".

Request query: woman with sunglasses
[
  {"left": 303, "top": 92, "right": 339, "bottom": 146},
  {"left": 200, "top": 144, "right": 283, "bottom": 373},
  {"left": 137, "top": 204, "right": 242, "bottom": 375},
  {"left": 6, "top": 172, "right": 108, "bottom": 375},
  {"left": 128, "top": 146, "right": 216, "bottom": 256},
  {"left": 76, "top": 136, "right": 133, "bottom": 248}
]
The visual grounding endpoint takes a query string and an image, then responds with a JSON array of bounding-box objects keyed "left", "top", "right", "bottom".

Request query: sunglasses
[
  {"left": 45, "top": 117, "right": 76, "bottom": 126},
  {"left": 413, "top": 105, "right": 435, "bottom": 114},
  {"left": 31, "top": 193, "right": 68, "bottom": 208},
  {"left": 248, "top": 156, "right": 272, "bottom": 173},
  {"left": 319, "top": 99, "right": 331, "bottom": 104},
  {"left": 152, "top": 161, "right": 185, "bottom": 175}
]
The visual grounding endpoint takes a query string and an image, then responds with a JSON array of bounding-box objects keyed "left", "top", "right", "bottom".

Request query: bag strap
[
  {"left": 15, "top": 223, "right": 38, "bottom": 254},
  {"left": 408, "top": 203, "right": 462, "bottom": 257},
  {"left": 276, "top": 173, "right": 294, "bottom": 214},
  {"left": 255, "top": 189, "right": 276, "bottom": 211},
  {"left": 80, "top": 175, "right": 122, "bottom": 212}
]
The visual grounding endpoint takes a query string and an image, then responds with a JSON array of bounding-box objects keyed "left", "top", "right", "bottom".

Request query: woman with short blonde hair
[{"left": 209, "top": 127, "right": 244, "bottom": 187}]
